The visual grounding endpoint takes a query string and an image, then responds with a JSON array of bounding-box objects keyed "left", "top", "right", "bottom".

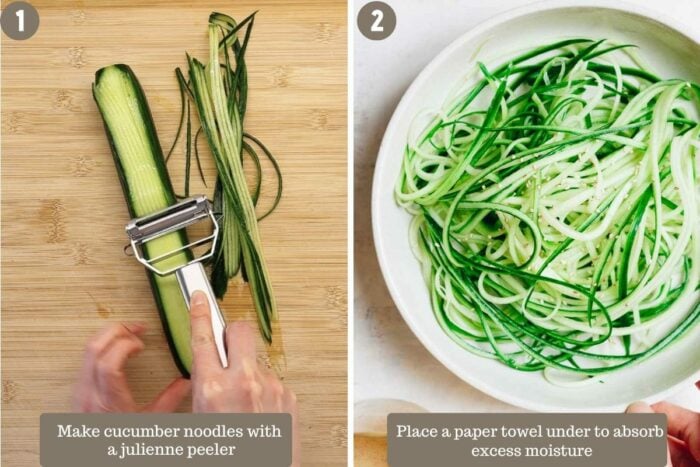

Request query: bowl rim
[{"left": 371, "top": 0, "right": 700, "bottom": 412}]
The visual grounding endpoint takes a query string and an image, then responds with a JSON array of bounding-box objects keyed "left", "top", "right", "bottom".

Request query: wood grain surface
[{"left": 1, "top": 1, "right": 347, "bottom": 465}]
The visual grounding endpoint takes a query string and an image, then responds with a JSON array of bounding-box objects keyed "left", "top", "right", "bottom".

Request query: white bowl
[{"left": 372, "top": 0, "right": 700, "bottom": 412}]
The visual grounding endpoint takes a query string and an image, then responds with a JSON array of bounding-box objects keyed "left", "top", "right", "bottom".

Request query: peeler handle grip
[{"left": 175, "top": 262, "right": 228, "bottom": 368}]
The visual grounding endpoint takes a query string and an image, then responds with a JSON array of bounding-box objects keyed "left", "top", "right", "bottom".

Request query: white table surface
[{"left": 353, "top": 0, "right": 700, "bottom": 417}]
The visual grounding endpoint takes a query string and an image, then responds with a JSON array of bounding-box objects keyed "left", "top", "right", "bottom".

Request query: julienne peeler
[{"left": 124, "top": 195, "right": 228, "bottom": 368}]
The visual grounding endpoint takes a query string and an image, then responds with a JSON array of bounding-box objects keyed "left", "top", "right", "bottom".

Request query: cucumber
[{"left": 93, "top": 64, "right": 193, "bottom": 376}]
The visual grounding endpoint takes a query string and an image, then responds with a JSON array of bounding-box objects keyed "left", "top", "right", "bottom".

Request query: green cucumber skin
[{"left": 93, "top": 64, "right": 192, "bottom": 378}]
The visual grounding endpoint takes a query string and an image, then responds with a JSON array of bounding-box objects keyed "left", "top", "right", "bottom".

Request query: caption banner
[
  {"left": 388, "top": 413, "right": 666, "bottom": 467},
  {"left": 40, "top": 413, "right": 291, "bottom": 467}
]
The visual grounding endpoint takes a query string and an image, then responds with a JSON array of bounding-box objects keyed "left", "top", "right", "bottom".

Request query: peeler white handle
[{"left": 175, "top": 262, "right": 228, "bottom": 368}]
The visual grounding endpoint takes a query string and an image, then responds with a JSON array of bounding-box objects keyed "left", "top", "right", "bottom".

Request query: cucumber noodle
[{"left": 395, "top": 39, "right": 700, "bottom": 384}]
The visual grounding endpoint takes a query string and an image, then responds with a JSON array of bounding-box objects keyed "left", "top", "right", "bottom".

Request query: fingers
[
  {"left": 626, "top": 402, "right": 672, "bottom": 467},
  {"left": 668, "top": 436, "right": 698, "bottom": 467},
  {"left": 93, "top": 334, "right": 145, "bottom": 411},
  {"left": 84, "top": 323, "right": 146, "bottom": 389},
  {"left": 234, "top": 356, "right": 264, "bottom": 413},
  {"left": 652, "top": 401, "right": 700, "bottom": 461},
  {"left": 260, "top": 370, "right": 285, "bottom": 412},
  {"left": 145, "top": 378, "right": 192, "bottom": 413},
  {"left": 84, "top": 323, "right": 146, "bottom": 361},
  {"left": 75, "top": 323, "right": 146, "bottom": 413},
  {"left": 190, "top": 290, "right": 223, "bottom": 376},
  {"left": 95, "top": 335, "right": 145, "bottom": 382},
  {"left": 84, "top": 323, "right": 145, "bottom": 387},
  {"left": 652, "top": 401, "right": 699, "bottom": 441},
  {"left": 226, "top": 322, "right": 258, "bottom": 371},
  {"left": 626, "top": 401, "right": 655, "bottom": 413}
]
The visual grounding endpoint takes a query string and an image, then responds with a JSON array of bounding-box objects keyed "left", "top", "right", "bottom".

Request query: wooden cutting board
[{"left": 1, "top": 1, "right": 347, "bottom": 465}]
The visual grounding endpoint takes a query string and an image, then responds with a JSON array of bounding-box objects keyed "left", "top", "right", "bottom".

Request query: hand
[
  {"left": 188, "top": 291, "right": 300, "bottom": 466},
  {"left": 627, "top": 381, "right": 700, "bottom": 467},
  {"left": 72, "top": 323, "right": 191, "bottom": 413}
]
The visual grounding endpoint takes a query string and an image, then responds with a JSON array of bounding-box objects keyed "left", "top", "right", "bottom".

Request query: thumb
[
  {"left": 626, "top": 402, "right": 672, "bottom": 467},
  {"left": 144, "top": 378, "right": 191, "bottom": 412}
]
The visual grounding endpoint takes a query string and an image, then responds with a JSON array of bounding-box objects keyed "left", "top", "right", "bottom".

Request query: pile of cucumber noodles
[{"left": 396, "top": 39, "right": 700, "bottom": 384}]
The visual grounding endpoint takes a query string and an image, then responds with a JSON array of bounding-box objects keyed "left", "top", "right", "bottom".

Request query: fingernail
[
  {"left": 626, "top": 401, "right": 653, "bottom": 413},
  {"left": 124, "top": 323, "right": 146, "bottom": 333},
  {"left": 191, "top": 291, "right": 207, "bottom": 306}
]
